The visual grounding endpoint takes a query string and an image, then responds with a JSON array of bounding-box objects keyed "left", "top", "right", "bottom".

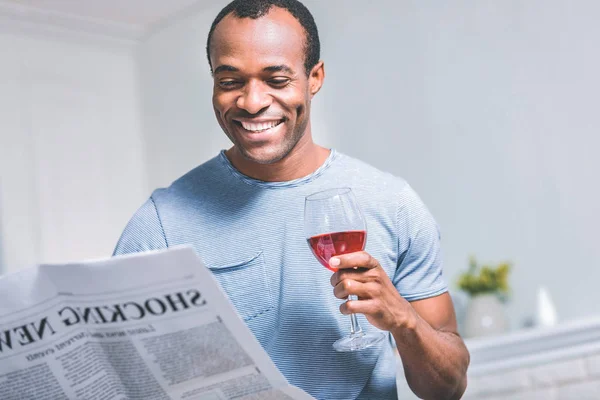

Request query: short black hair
[{"left": 206, "top": 0, "right": 320, "bottom": 76}]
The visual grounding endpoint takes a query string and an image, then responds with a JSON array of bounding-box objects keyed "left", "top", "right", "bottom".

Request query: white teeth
[{"left": 240, "top": 120, "right": 281, "bottom": 132}]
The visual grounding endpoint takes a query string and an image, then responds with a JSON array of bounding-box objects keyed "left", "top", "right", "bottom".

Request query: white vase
[
  {"left": 463, "top": 293, "right": 508, "bottom": 338},
  {"left": 535, "top": 286, "right": 558, "bottom": 327}
]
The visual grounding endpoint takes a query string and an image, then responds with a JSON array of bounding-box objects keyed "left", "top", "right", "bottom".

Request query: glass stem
[{"left": 348, "top": 295, "right": 363, "bottom": 335}]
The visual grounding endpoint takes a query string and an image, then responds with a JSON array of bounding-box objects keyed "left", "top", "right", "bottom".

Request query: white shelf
[{"left": 465, "top": 316, "right": 600, "bottom": 376}]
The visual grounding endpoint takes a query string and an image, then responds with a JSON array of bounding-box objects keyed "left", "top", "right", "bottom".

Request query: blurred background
[{"left": 1, "top": 1, "right": 599, "bottom": 398}]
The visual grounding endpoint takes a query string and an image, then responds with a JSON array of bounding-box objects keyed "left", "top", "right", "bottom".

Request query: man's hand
[
  {"left": 329, "top": 251, "right": 417, "bottom": 332},
  {"left": 330, "top": 251, "right": 469, "bottom": 400}
]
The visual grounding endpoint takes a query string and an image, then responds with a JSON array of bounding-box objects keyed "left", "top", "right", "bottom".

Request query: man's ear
[{"left": 309, "top": 61, "right": 325, "bottom": 97}]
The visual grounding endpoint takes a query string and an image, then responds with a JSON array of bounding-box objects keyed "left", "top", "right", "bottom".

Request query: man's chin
[
  {"left": 240, "top": 150, "right": 286, "bottom": 165},
  {"left": 235, "top": 144, "right": 290, "bottom": 165}
]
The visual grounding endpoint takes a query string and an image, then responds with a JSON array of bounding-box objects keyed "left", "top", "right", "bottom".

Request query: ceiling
[{"left": 0, "top": 0, "right": 214, "bottom": 42}]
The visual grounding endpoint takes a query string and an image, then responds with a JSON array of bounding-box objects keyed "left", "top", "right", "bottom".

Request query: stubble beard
[{"left": 233, "top": 120, "right": 308, "bottom": 165}]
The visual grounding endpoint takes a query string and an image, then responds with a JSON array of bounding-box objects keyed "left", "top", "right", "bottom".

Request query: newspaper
[{"left": 0, "top": 247, "right": 314, "bottom": 400}]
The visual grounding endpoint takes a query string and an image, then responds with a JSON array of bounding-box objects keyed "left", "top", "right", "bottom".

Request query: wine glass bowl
[{"left": 307, "top": 230, "right": 366, "bottom": 272}]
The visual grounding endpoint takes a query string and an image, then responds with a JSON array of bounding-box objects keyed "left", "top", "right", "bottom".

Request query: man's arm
[
  {"left": 330, "top": 253, "right": 469, "bottom": 400},
  {"left": 397, "top": 293, "right": 469, "bottom": 399}
]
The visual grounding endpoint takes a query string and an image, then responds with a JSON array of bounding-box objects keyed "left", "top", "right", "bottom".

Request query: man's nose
[{"left": 236, "top": 81, "right": 271, "bottom": 114}]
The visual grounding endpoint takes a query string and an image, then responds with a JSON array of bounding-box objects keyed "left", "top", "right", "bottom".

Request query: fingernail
[{"left": 329, "top": 257, "right": 340, "bottom": 267}]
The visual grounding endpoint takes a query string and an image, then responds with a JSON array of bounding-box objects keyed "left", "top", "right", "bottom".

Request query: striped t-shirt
[{"left": 114, "top": 149, "right": 448, "bottom": 399}]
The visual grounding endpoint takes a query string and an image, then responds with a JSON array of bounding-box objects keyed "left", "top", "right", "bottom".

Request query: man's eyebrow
[
  {"left": 214, "top": 65, "right": 239, "bottom": 74},
  {"left": 263, "top": 65, "right": 295, "bottom": 74},
  {"left": 213, "top": 64, "right": 295, "bottom": 75}
]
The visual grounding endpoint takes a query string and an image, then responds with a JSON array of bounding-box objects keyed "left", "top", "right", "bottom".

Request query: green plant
[{"left": 457, "top": 256, "right": 511, "bottom": 297}]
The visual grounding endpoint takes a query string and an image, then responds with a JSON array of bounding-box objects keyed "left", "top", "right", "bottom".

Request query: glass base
[{"left": 332, "top": 331, "right": 386, "bottom": 352}]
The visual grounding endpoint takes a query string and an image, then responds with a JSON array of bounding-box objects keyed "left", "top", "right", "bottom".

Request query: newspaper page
[{"left": 0, "top": 247, "right": 314, "bottom": 400}]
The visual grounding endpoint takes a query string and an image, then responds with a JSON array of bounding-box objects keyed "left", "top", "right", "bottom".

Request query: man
[{"left": 114, "top": 0, "right": 469, "bottom": 398}]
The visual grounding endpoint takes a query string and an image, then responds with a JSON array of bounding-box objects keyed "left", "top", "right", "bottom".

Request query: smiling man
[
  {"left": 114, "top": 0, "right": 469, "bottom": 399},
  {"left": 210, "top": 2, "right": 329, "bottom": 182}
]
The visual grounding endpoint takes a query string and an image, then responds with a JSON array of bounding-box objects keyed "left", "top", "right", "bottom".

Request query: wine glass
[{"left": 304, "top": 187, "right": 386, "bottom": 352}]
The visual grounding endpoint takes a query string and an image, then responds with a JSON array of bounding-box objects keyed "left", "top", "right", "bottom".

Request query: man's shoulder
[
  {"left": 153, "top": 153, "right": 227, "bottom": 195},
  {"left": 145, "top": 153, "right": 235, "bottom": 213},
  {"left": 333, "top": 151, "right": 410, "bottom": 194},
  {"left": 176, "top": 152, "right": 227, "bottom": 185}
]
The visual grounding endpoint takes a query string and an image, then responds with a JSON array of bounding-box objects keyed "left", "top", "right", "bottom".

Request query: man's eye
[
  {"left": 219, "top": 80, "right": 241, "bottom": 89},
  {"left": 268, "top": 78, "right": 290, "bottom": 87}
]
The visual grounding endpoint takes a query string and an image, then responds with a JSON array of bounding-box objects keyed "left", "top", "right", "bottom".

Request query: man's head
[{"left": 207, "top": 0, "right": 324, "bottom": 166}]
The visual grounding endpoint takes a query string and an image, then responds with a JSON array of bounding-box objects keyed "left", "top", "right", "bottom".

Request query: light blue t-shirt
[{"left": 114, "top": 149, "right": 448, "bottom": 399}]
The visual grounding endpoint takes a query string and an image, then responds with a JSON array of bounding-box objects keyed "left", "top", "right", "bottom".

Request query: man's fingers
[
  {"left": 330, "top": 251, "right": 378, "bottom": 271},
  {"left": 333, "top": 280, "right": 380, "bottom": 300},
  {"left": 339, "top": 298, "right": 381, "bottom": 317},
  {"left": 330, "top": 266, "right": 364, "bottom": 286},
  {"left": 330, "top": 265, "right": 384, "bottom": 287}
]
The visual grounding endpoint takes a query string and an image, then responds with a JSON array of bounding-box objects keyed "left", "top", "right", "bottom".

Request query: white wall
[
  {"left": 137, "top": 1, "right": 231, "bottom": 190},
  {"left": 0, "top": 32, "right": 147, "bottom": 273},
  {"left": 137, "top": 0, "right": 600, "bottom": 328}
]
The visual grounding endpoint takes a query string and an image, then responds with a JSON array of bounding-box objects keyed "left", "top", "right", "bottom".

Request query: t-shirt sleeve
[
  {"left": 393, "top": 184, "right": 448, "bottom": 302},
  {"left": 113, "top": 197, "right": 168, "bottom": 256}
]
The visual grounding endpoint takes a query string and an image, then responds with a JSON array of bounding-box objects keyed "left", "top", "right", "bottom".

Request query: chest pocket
[{"left": 207, "top": 252, "right": 274, "bottom": 321}]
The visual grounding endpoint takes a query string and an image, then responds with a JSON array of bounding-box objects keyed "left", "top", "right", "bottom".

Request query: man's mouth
[{"left": 235, "top": 119, "right": 284, "bottom": 133}]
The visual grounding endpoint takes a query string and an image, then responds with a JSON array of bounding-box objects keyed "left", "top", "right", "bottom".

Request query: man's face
[{"left": 209, "top": 8, "right": 319, "bottom": 165}]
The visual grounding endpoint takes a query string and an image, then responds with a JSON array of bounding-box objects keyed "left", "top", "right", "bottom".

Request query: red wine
[{"left": 308, "top": 230, "right": 366, "bottom": 272}]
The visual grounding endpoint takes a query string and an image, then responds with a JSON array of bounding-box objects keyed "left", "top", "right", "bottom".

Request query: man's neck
[{"left": 226, "top": 139, "right": 331, "bottom": 182}]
